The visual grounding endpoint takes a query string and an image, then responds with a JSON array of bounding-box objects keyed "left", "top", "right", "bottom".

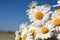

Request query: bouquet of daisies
[{"left": 15, "top": 1, "right": 60, "bottom": 40}]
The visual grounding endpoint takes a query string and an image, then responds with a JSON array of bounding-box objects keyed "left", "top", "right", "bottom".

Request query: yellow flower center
[
  {"left": 22, "top": 33, "right": 27, "bottom": 40},
  {"left": 55, "top": 9, "right": 60, "bottom": 13},
  {"left": 41, "top": 27, "right": 49, "bottom": 34},
  {"left": 53, "top": 18, "right": 60, "bottom": 26},
  {"left": 31, "top": 29, "right": 36, "bottom": 37},
  {"left": 35, "top": 12, "right": 43, "bottom": 20},
  {"left": 19, "top": 37, "right": 22, "bottom": 40}
]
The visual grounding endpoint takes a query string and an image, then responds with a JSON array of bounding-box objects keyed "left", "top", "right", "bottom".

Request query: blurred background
[{"left": 0, "top": 0, "right": 60, "bottom": 40}]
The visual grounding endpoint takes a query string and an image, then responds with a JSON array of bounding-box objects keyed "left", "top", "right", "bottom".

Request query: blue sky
[{"left": 0, "top": 0, "right": 60, "bottom": 32}]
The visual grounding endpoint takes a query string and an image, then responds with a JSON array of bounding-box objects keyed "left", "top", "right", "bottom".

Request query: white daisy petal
[{"left": 26, "top": 36, "right": 33, "bottom": 40}]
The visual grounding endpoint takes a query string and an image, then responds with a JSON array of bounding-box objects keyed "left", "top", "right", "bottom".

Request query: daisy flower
[
  {"left": 51, "top": 10, "right": 60, "bottom": 32},
  {"left": 19, "top": 23, "right": 28, "bottom": 40},
  {"left": 28, "top": 1, "right": 37, "bottom": 9},
  {"left": 27, "top": 5, "right": 51, "bottom": 26},
  {"left": 28, "top": 26, "right": 37, "bottom": 37},
  {"left": 21, "top": 28, "right": 28, "bottom": 40},
  {"left": 19, "top": 23, "right": 28, "bottom": 32},
  {"left": 27, "top": 23, "right": 42, "bottom": 40},
  {"left": 26, "top": 1, "right": 37, "bottom": 16},
  {"left": 37, "top": 22, "right": 54, "bottom": 39},
  {"left": 15, "top": 31, "right": 21, "bottom": 40}
]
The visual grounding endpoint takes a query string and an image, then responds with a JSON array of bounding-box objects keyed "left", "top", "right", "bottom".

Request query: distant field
[
  {"left": 0, "top": 33, "right": 15, "bottom": 40},
  {"left": 0, "top": 32, "right": 58, "bottom": 40}
]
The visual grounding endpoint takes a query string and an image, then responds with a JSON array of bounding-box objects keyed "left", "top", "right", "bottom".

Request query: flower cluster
[{"left": 15, "top": 1, "right": 60, "bottom": 40}]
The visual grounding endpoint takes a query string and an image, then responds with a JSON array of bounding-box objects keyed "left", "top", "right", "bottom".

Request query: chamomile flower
[
  {"left": 52, "top": 11, "right": 60, "bottom": 32},
  {"left": 19, "top": 23, "right": 28, "bottom": 40},
  {"left": 19, "top": 23, "right": 28, "bottom": 32},
  {"left": 37, "top": 23, "right": 54, "bottom": 39},
  {"left": 26, "top": 1, "right": 37, "bottom": 15},
  {"left": 15, "top": 31, "right": 21, "bottom": 40},
  {"left": 21, "top": 33, "right": 27, "bottom": 40},
  {"left": 28, "top": 1, "right": 37, "bottom": 9},
  {"left": 27, "top": 5, "right": 51, "bottom": 27},
  {"left": 21, "top": 28, "right": 28, "bottom": 40},
  {"left": 28, "top": 26, "right": 37, "bottom": 37}
]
